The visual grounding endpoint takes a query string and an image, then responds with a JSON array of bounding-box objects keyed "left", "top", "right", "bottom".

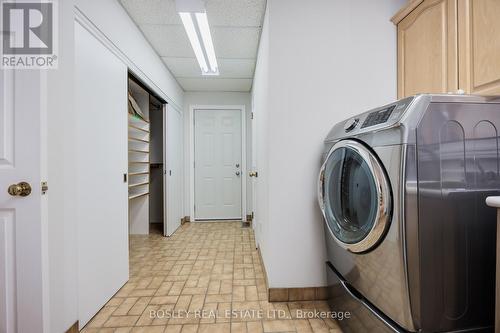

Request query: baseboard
[
  {"left": 268, "top": 286, "right": 328, "bottom": 302},
  {"left": 65, "top": 321, "right": 79, "bottom": 333},
  {"left": 256, "top": 246, "right": 326, "bottom": 302},
  {"left": 256, "top": 246, "right": 269, "bottom": 293}
]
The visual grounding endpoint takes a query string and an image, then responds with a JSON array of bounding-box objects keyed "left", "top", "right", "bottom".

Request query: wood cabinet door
[
  {"left": 458, "top": 0, "right": 500, "bottom": 95},
  {"left": 397, "top": 0, "right": 458, "bottom": 98}
]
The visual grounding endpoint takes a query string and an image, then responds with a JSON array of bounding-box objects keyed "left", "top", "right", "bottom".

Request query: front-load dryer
[{"left": 318, "top": 94, "right": 500, "bottom": 332}]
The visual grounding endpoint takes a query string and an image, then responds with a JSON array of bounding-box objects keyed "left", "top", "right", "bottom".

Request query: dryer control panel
[
  {"left": 331, "top": 97, "right": 415, "bottom": 140},
  {"left": 361, "top": 105, "right": 396, "bottom": 128},
  {"left": 355, "top": 98, "right": 413, "bottom": 132},
  {"left": 341, "top": 98, "right": 413, "bottom": 134}
]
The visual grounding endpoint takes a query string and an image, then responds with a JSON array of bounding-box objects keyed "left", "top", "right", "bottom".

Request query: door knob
[
  {"left": 236, "top": 171, "right": 241, "bottom": 176},
  {"left": 8, "top": 182, "right": 32, "bottom": 197},
  {"left": 249, "top": 171, "right": 258, "bottom": 178}
]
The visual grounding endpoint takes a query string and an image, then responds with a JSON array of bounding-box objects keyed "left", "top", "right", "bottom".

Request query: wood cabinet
[
  {"left": 393, "top": 0, "right": 500, "bottom": 98},
  {"left": 396, "top": 0, "right": 458, "bottom": 98},
  {"left": 458, "top": 0, "right": 500, "bottom": 95}
]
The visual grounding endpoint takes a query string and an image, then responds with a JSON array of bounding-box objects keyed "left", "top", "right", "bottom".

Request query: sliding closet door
[
  {"left": 165, "top": 106, "right": 183, "bottom": 236},
  {"left": 75, "top": 22, "right": 129, "bottom": 327}
]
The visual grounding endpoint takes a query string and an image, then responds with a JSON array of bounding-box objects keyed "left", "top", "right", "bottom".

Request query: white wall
[
  {"left": 74, "top": 0, "right": 183, "bottom": 109},
  {"left": 251, "top": 8, "right": 269, "bottom": 250},
  {"left": 44, "top": 0, "right": 185, "bottom": 331},
  {"left": 183, "top": 92, "right": 252, "bottom": 218},
  {"left": 252, "top": 0, "right": 405, "bottom": 288}
]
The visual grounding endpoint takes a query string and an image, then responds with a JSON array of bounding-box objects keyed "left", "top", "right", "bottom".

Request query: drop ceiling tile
[
  {"left": 141, "top": 25, "right": 261, "bottom": 59},
  {"left": 212, "top": 27, "right": 260, "bottom": 58},
  {"left": 120, "top": 0, "right": 265, "bottom": 92},
  {"left": 162, "top": 57, "right": 200, "bottom": 77},
  {"left": 177, "top": 78, "right": 253, "bottom": 92},
  {"left": 119, "top": 0, "right": 181, "bottom": 25},
  {"left": 120, "top": 0, "right": 266, "bottom": 27},
  {"left": 206, "top": 0, "right": 266, "bottom": 27},
  {"left": 217, "top": 58, "right": 256, "bottom": 77},
  {"left": 162, "top": 57, "right": 255, "bottom": 78},
  {"left": 140, "top": 24, "right": 194, "bottom": 57}
]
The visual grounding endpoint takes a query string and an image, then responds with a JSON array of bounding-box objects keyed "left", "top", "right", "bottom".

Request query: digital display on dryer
[{"left": 361, "top": 105, "right": 396, "bottom": 128}]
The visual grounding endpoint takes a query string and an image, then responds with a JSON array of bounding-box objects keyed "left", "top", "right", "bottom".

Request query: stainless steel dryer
[{"left": 318, "top": 94, "right": 500, "bottom": 333}]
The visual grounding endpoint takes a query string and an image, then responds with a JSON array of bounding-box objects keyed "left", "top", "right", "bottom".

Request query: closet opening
[{"left": 128, "top": 73, "right": 167, "bottom": 236}]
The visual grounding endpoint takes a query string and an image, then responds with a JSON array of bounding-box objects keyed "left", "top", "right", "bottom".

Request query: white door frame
[{"left": 189, "top": 105, "right": 246, "bottom": 221}]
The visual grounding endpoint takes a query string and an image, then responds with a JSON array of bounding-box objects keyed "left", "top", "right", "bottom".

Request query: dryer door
[{"left": 318, "top": 140, "right": 392, "bottom": 253}]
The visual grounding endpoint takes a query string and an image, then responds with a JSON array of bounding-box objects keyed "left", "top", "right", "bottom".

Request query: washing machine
[{"left": 318, "top": 94, "right": 500, "bottom": 332}]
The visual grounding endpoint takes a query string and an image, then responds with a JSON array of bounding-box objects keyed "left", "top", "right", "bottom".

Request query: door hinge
[
  {"left": 251, "top": 112, "right": 254, "bottom": 120},
  {"left": 41, "top": 181, "right": 48, "bottom": 195}
]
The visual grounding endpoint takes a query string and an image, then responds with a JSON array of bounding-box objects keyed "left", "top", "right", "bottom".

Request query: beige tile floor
[{"left": 82, "top": 222, "right": 342, "bottom": 333}]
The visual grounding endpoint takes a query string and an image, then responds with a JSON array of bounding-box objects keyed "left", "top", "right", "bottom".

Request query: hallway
[{"left": 81, "top": 222, "right": 341, "bottom": 333}]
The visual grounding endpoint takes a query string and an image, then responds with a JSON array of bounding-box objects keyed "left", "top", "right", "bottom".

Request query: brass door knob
[
  {"left": 249, "top": 171, "right": 258, "bottom": 178},
  {"left": 8, "top": 182, "right": 32, "bottom": 197}
]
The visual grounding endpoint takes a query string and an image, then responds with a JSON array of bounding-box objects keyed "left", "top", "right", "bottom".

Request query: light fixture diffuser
[
  {"left": 179, "top": 12, "right": 209, "bottom": 73},
  {"left": 195, "top": 13, "right": 218, "bottom": 74},
  {"left": 176, "top": 0, "right": 219, "bottom": 76}
]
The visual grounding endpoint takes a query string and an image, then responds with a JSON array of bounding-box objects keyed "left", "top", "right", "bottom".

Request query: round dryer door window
[{"left": 318, "top": 140, "right": 392, "bottom": 253}]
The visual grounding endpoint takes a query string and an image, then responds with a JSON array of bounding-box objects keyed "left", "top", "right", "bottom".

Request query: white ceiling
[{"left": 119, "top": 0, "right": 266, "bottom": 92}]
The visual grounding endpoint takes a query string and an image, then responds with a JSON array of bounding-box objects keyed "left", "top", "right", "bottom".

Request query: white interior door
[
  {"left": 165, "top": 106, "right": 183, "bottom": 236},
  {"left": 0, "top": 55, "right": 46, "bottom": 333},
  {"left": 194, "top": 109, "right": 242, "bottom": 220},
  {"left": 75, "top": 22, "right": 129, "bottom": 327}
]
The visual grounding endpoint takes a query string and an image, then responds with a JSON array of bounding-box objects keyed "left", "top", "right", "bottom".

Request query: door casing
[{"left": 189, "top": 105, "right": 247, "bottom": 221}]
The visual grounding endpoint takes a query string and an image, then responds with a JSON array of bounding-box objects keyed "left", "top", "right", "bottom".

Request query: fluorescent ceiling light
[
  {"left": 177, "top": 0, "right": 219, "bottom": 76},
  {"left": 195, "top": 13, "right": 218, "bottom": 75},
  {"left": 179, "top": 12, "right": 209, "bottom": 74}
]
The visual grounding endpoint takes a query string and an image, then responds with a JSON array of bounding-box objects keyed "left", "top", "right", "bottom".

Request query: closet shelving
[
  {"left": 128, "top": 75, "right": 167, "bottom": 235},
  {"left": 128, "top": 93, "right": 150, "bottom": 200}
]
